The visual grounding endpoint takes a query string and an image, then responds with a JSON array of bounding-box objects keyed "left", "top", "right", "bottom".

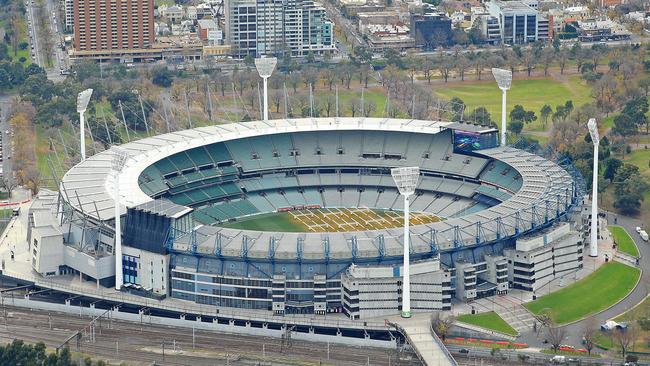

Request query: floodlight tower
[
  {"left": 76, "top": 89, "right": 93, "bottom": 160},
  {"left": 112, "top": 146, "right": 129, "bottom": 290},
  {"left": 491, "top": 68, "right": 512, "bottom": 147},
  {"left": 254, "top": 56, "right": 277, "bottom": 121},
  {"left": 587, "top": 118, "right": 599, "bottom": 257},
  {"left": 391, "top": 166, "right": 420, "bottom": 318}
]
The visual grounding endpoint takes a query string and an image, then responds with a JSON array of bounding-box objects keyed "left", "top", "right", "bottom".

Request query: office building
[
  {"left": 486, "top": 0, "right": 549, "bottom": 44},
  {"left": 410, "top": 11, "right": 452, "bottom": 49},
  {"left": 225, "top": 0, "right": 334, "bottom": 58},
  {"left": 73, "top": 0, "right": 155, "bottom": 52}
]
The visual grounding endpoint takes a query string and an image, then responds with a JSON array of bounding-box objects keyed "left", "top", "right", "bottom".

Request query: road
[
  {"left": 0, "top": 302, "right": 420, "bottom": 366},
  {"left": 25, "top": 0, "right": 66, "bottom": 81},
  {"left": 0, "top": 95, "right": 13, "bottom": 186}
]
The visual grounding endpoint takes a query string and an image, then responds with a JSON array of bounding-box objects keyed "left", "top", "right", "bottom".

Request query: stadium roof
[{"left": 59, "top": 117, "right": 575, "bottom": 258}]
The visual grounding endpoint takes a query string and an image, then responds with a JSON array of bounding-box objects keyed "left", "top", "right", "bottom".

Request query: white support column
[
  {"left": 590, "top": 140, "right": 599, "bottom": 257},
  {"left": 587, "top": 118, "right": 599, "bottom": 258},
  {"left": 402, "top": 194, "right": 411, "bottom": 318},
  {"left": 501, "top": 89, "right": 507, "bottom": 147},
  {"left": 80, "top": 111, "right": 86, "bottom": 160},
  {"left": 262, "top": 77, "right": 269, "bottom": 121}
]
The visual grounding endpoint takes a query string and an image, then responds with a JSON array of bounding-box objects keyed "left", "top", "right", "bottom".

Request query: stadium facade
[{"left": 28, "top": 118, "right": 586, "bottom": 319}]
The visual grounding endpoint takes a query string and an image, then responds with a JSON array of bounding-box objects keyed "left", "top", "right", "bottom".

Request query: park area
[
  {"left": 525, "top": 262, "right": 640, "bottom": 325},
  {"left": 609, "top": 226, "right": 639, "bottom": 257},
  {"left": 434, "top": 76, "right": 592, "bottom": 133},
  {"left": 456, "top": 311, "right": 518, "bottom": 336},
  {"left": 220, "top": 208, "right": 440, "bottom": 232}
]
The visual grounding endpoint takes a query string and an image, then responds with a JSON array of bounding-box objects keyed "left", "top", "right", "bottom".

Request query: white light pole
[
  {"left": 587, "top": 118, "right": 599, "bottom": 257},
  {"left": 391, "top": 166, "right": 420, "bottom": 318},
  {"left": 254, "top": 56, "right": 277, "bottom": 121},
  {"left": 491, "top": 68, "right": 512, "bottom": 147},
  {"left": 112, "top": 146, "right": 129, "bottom": 290},
  {"left": 76, "top": 89, "right": 93, "bottom": 160}
]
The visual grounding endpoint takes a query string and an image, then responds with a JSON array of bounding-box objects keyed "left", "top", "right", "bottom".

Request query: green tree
[
  {"left": 509, "top": 104, "right": 537, "bottom": 124},
  {"left": 612, "top": 113, "right": 637, "bottom": 138},
  {"left": 467, "top": 106, "right": 494, "bottom": 126},
  {"left": 540, "top": 104, "right": 552, "bottom": 127},
  {"left": 613, "top": 173, "right": 648, "bottom": 214},
  {"left": 603, "top": 157, "right": 622, "bottom": 182},
  {"left": 508, "top": 120, "right": 524, "bottom": 135},
  {"left": 152, "top": 67, "right": 173, "bottom": 87}
]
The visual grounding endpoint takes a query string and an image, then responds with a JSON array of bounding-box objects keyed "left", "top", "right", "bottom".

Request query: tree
[
  {"left": 510, "top": 105, "right": 537, "bottom": 125},
  {"left": 612, "top": 114, "right": 637, "bottom": 138},
  {"left": 613, "top": 325, "right": 636, "bottom": 361},
  {"left": 348, "top": 98, "right": 360, "bottom": 117},
  {"left": 540, "top": 104, "right": 552, "bottom": 128},
  {"left": 508, "top": 120, "right": 524, "bottom": 135},
  {"left": 603, "top": 157, "right": 622, "bottom": 182},
  {"left": 152, "top": 68, "right": 173, "bottom": 87},
  {"left": 546, "top": 326, "right": 567, "bottom": 352},
  {"left": 0, "top": 176, "right": 16, "bottom": 198},
  {"left": 582, "top": 320, "right": 598, "bottom": 355},
  {"left": 467, "top": 107, "right": 494, "bottom": 126},
  {"left": 430, "top": 313, "right": 455, "bottom": 341},
  {"left": 613, "top": 172, "right": 648, "bottom": 214}
]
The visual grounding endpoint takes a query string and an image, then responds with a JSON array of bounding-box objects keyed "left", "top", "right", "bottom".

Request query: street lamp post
[
  {"left": 254, "top": 57, "right": 277, "bottom": 121},
  {"left": 112, "top": 146, "right": 129, "bottom": 290},
  {"left": 587, "top": 118, "right": 599, "bottom": 257},
  {"left": 491, "top": 68, "right": 512, "bottom": 147},
  {"left": 391, "top": 166, "right": 420, "bottom": 318},
  {"left": 76, "top": 89, "right": 93, "bottom": 160}
]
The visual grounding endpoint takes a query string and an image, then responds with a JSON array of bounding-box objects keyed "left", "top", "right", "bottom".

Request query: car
[
  {"left": 551, "top": 355, "right": 566, "bottom": 364},
  {"left": 636, "top": 227, "right": 642, "bottom": 233},
  {"left": 459, "top": 348, "right": 469, "bottom": 354}
]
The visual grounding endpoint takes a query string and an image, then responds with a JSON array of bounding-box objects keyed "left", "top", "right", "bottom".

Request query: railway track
[{"left": 0, "top": 305, "right": 421, "bottom": 365}]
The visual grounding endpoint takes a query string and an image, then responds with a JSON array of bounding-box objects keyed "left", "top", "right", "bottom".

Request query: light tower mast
[
  {"left": 391, "top": 166, "right": 420, "bottom": 318},
  {"left": 76, "top": 89, "right": 93, "bottom": 160},
  {"left": 111, "top": 146, "right": 129, "bottom": 290},
  {"left": 587, "top": 118, "right": 599, "bottom": 257},
  {"left": 254, "top": 56, "right": 278, "bottom": 121},
  {"left": 491, "top": 68, "right": 512, "bottom": 147}
]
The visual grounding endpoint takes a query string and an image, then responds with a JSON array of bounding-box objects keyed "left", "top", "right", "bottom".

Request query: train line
[{"left": 0, "top": 305, "right": 421, "bottom": 365}]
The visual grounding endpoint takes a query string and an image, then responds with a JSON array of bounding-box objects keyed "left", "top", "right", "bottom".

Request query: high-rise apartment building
[
  {"left": 225, "top": 0, "right": 334, "bottom": 58},
  {"left": 73, "top": 0, "right": 154, "bottom": 51}
]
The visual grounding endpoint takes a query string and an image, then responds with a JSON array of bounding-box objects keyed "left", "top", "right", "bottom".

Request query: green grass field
[
  {"left": 525, "top": 262, "right": 640, "bottom": 325},
  {"left": 434, "top": 76, "right": 592, "bottom": 133},
  {"left": 609, "top": 225, "right": 639, "bottom": 257},
  {"left": 219, "top": 212, "right": 307, "bottom": 232},
  {"left": 456, "top": 311, "right": 518, "bottom": 336}
]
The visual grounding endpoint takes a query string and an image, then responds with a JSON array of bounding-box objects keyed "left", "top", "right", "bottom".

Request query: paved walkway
[{"left": 390, "top": 313, "right": 457, "bottom": 366}]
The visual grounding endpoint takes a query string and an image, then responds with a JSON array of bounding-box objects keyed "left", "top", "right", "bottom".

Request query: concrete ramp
[{"left": 394, "top": 315, "right": 457, "bottom": 366}]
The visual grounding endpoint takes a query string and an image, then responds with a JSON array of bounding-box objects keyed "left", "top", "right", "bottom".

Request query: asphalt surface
[{"left": 0, "top": 302, "right": 420, "bottom": 366}]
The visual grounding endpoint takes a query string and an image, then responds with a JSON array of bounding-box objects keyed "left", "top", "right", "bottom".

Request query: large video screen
[{"left": 453, "top": 130, "right": 498, "bottom": 152}]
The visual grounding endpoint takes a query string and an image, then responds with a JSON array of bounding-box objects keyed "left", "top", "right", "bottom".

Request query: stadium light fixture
[
  {"left": 76, "top": 89, "right": 93, "bottom": 160},
  {"left": 391, "top": 166, "right": 420, "bottom": 318},
  {"left": 112, "top": 146, "right": 129, "bottom": 291},
  {"left": 254, "top": 56, "right": 277, "bottom": 121},
  {"left": 491, "top": 68, "right": 512, "bottom": 147},
  {"left": 587, "top": 118, "right": 599, "bottom": 258}
]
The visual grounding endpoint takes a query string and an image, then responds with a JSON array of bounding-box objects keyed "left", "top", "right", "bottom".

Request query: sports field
[
  {"left": 609, "top": 225, "right": 639, "bottom": 257},
  {"left": 220, "top": 208, "right": 440, "bottom": 232},
  {"left": 524, "top": 262, "right": 640, "bottom": 325}
]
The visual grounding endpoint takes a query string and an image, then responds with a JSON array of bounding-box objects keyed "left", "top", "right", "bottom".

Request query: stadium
[{"left": 30, "top": 117, "right": 583, "bottom": 320}]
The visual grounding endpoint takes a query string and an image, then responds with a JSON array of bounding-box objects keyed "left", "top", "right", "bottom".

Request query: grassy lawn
[
  {"left": 434, "top": 76, "right": 592, "bottom": 133},
  {"left": 621, "top": 148, "right": 650, "bottom": 177},
  {"left": 219, "top": 212, "right": 307, "bottom": 232},
  {"left": 609, "top": 225, "right": 639, "bottom": 257},
  {"left": 322, "top": 88, "right": 388, "bottom": 118},
  {"left": 524, "top": 262, "right": 640, "bottom": 325},
  {"left": 456, "top": 311, "right": 518, "bottom": 336}
]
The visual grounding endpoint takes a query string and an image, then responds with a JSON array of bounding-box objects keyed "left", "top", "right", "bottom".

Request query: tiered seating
[
  {"left": 302, "top": 188, "right": 323, "bottom": 206},
  {"left": 193, "top": 198, "right": 260, "bottom": 224},
  {"left": 475, "top": 185, "right": 512, "bottom": 202},
  {"left": 479, "top": 161, "right": 523, "bottom": 192}
]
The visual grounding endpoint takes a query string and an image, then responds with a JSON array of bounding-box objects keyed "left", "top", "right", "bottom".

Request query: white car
[
  {"left": 636, "top": 227, "right": 642, "bottom": 233},
  {"left": 550, "top": 355, "right": 566, "bottom": 364}
]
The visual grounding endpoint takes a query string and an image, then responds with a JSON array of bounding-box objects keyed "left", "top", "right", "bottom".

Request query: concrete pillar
[
  {"left": 90, "top": 303, "right": 95, "bottom": 309},
  {"left": 180, "top": 314, "right": 186, "bottom": 320},
  {"left": 196, "top": 316, "right": 202, "bottom": 322},
  {"left": 65, "top": 299, "right": 71, "bottom": 306},
  {"left": 262, "top": 323, "right": 268, "bottom": 329},
  {"left": 245, "top": 321, "right": 251, "bottom": 328},
  {"left": 229, "top": 319, "right": 235, "bottom": 326}
]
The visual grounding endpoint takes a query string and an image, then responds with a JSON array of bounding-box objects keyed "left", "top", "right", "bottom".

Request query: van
[
  {"left": 550, "top": 355, "right": 566, "bottom": 364},
  {"left": 640, "top": 230, "right": 648, "bottom": 242}
]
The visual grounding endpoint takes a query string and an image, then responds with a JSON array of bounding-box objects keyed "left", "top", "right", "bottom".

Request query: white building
[
  {"left": 225, "top": 0, "right": 335, "bottom": 58},
  {"left": 504, "top": 223, "right": 583, "bottom": 293},
  {"left": 486, "top": 0, "right": 549, "bottom": 44},
  {"left": 341, "top": 258, "right": 451, "bottom": 319}
]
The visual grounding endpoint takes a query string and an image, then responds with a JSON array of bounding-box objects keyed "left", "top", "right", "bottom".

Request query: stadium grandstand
[{"left": 28, "top": 117, "right": 584, "bottom": 320}]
